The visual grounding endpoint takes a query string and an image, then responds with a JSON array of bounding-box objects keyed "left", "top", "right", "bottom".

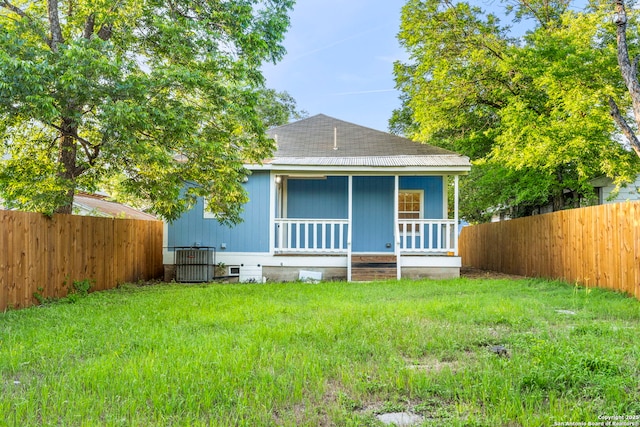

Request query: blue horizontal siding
[
  {"left": 286, "top": 177, "right": 348, "bottom": 219},
  {"left": 352, "top": 176, "right": 395, "bottom": 252},
  {"left": 167, "top": 171, "right": 270, "bottom": 252},
  {"left": 167, "top": 174, "right": 447, "bottom": 254},
  {"left": 400, "top": 176, "right": 444, "bottom": 219}
]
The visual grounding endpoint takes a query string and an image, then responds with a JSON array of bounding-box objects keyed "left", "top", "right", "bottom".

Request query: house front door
[{"left": 351, "top": 176, "right": 395, "bottom": 253}]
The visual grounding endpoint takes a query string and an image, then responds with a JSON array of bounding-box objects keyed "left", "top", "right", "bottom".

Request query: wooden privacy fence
[
  {"left": 459, "top": 202, "right": 640, "bottom": 299},
  {"left": 1, "top": 210, "right": 164, "bottom": 311}
]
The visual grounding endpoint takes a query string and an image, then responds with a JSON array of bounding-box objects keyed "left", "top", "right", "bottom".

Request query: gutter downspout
[
  {"left": 347, "top": 175, "right": 353, "bottom": 281},
  {"left": 395, "top": 175, "right": 401, "bottom": 280},
  {"left": 454, "top": 175, "right": 459, "bottom": 256},
  {"left": 269, "top": 172, "right": 276, "bottom": 255}
]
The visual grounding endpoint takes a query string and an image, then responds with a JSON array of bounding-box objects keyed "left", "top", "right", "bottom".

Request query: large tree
[
  {"left": 0, "top": 0, "right": 294, "bottom": 223},
  {"left": 393, "top": 0, "right": 640, "bottom": 222},
  {"left": 611, "top": 0, "right": 640, "bottom": 156}
]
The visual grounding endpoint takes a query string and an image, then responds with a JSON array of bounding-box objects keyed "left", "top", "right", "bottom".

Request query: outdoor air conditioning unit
[{"left": 175, "top": 249, "right": 213, "bottom": 283}]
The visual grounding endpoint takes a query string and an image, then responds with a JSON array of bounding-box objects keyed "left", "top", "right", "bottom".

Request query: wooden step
[
  {"left": 352, "top": 255, "right": 397, "bottom": 264},
  {"left": 351, "top": 266, "right": 397, "bottom": 281},
  {"left": 351, "top": 255, "right": 397, "bottom": 281}
]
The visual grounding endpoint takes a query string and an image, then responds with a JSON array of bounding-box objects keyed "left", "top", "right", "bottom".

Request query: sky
[
  {"left": 261, "top": 1, "right": 551, "bottom": 132},
  {"left": 261, "top": 0, "right": 409, "bottom": 132}
]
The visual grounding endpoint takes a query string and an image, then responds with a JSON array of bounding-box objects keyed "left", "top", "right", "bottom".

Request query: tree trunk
[
  {"left": 47, "top": 0, "right": 63, "bottom": 52},
  {"left": 552, "top": 193, "right": 564, "bottom": 211},
  {"left": 611, "top": 0, "right": 640, "bottom": 158},
  {"left": 54, "top": 189, "right": 74, "bottom": 215},
  {"left": 54, "top": 117, "right": 79, "bottom": 215}
]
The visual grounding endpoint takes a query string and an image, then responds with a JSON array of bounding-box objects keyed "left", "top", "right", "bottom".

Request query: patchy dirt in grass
[
  {"left": 377, "top": 411, "right": 423, "bottom": 426},
  {"left": 405, "top": 356, "right": 461, "bottom": 374},
  {"left": 460, "top": 267, "right": 526, "bottom": 280}
]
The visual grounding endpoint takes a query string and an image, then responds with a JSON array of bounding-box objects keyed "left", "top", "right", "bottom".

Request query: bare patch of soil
[
  {"left": 405, "top": 357, "right": 460, "bottom": 374},
  {"left": 460, "top": 267, "right": 526, "bottom": 280}
]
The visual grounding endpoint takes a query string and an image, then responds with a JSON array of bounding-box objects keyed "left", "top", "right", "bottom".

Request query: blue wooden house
[{"left": 164, "top": 114, "right": 471, "bottom": 282}]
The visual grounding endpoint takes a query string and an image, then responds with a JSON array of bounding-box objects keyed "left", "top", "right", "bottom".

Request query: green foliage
[
  {"left": 256, "top": 88, "right": 309, "bottom": 129},
  {"left": 0, "top": 0, "right": 296, "bottom": 222},
  {"left": 32, "top": 287, "right": 51, "bottom": 305},
  {"left": 32, "top": 278, "right": 94, "bottom": 305},
  {"left": 62, "top": 279, "right": 94, "bottom": 303},
  {"left": 71, "top": 278, "right": 93, "bottom": 297},
  {"left": 393, "top": 0, "right": 640, "bottom": 222}
]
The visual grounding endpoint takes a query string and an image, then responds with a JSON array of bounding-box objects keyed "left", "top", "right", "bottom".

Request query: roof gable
[
  {"left": 264, "top": 114, "right": 470, "bottom": 169},
  {"left": 267, "top": 114, "right": 456, "bottom": 157}
]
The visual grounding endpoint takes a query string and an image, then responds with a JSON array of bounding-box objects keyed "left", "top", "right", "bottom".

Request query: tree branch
[
  {"left": 97, "top": 23, "right": 113, "bottom": 40},
  {"left": 1, "top": 1, "right": 56, "bottom": 49},
  {"left": 614, "top": 0, "right": 634, "bottom": 87},
  {"left": 76, "top": 135, "right": 101, "bottom": 167},
  {"left": 47, "top": 0, "right": 64, "bottom": 51},
  {"left": 608, "top": 96, "right": 640, "bottom": 158},
  {"left": 83, "top": 13, "right": 95, "bottom": 39},
  {"left": 475, "top": 96, "right": 504, "bottom": 110},
  {"left": 47, "top": 121, "right": 96, "bottom": 154},
  {"left": 94, "top": 0, "right": 124, "bottom": 41},
  {"left": 444, "top": 0, "right": 504, "bottom": 61},
  {"left": 47, "top": 115, "right": 103, "bottom": 170},
  {"left": 518, "top": 0, "right": 548, "bottom": 29},
  {"left": 0, "top": 0, "right": 28, "bottom": 19}
]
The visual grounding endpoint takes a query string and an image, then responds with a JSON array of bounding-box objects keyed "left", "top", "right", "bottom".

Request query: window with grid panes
[{"left": 398, "top": 190, "right": 423, "bottom": 232}]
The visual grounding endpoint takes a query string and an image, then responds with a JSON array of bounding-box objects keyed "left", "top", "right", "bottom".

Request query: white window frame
[
  {"left": 203, "top": 198, "right": 216, "bottom": 219},
  {"left": 398, "top": 189, "right": 424, "bottom": 220}
]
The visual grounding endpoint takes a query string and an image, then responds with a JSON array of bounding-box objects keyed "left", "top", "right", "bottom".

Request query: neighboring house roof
[
  {"left": 1, "top": 192, "right": 156, "bottom": 220},
  {"left": 261, "top": 114, "right": 470, "bottom": 170},
  {"left": 73, "top": 192, "right": 157, "bottom": 220}
]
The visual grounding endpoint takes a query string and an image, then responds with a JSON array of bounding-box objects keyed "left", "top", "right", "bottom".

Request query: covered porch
[{"left": 269, "top": 173, "right": 461, "bottom": 281}]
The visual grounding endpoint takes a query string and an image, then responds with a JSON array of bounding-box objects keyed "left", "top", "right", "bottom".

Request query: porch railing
[
  {"left": 398, "top": 219, "right": 456, "bottom": 253},
  {"left": 273, "top": 218, "right": 456, "bottom": 254},
  {"left": 275, "top": 219, "right": 349, "bottom": 253}
]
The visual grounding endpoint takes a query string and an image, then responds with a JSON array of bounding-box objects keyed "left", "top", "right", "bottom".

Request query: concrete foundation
[
  {"left": 262, "top": 266, "right": 347, "bottom": 282},
  {"left": 165, "top": 264, "right": 460, "bottom": 283},
  {"left": 262, "top": 266, "right": 460, "bottom": 282}
]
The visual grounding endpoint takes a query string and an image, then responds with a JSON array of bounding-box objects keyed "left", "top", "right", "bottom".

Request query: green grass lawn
[{"left": 1, "top": 277, "right": 639, "bottom": 426}]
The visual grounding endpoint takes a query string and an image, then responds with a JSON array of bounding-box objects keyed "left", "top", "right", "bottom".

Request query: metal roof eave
[{"left": 245, "top": 163, "right": 471, "bottom": 175}]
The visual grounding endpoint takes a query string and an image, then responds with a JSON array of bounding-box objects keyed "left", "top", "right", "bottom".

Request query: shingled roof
[
  {"left": 265, "top": 114, "right": 470, "bottom": 168},
  {"left": 73, "top": 192, "right": 157, "bottom": 220}
]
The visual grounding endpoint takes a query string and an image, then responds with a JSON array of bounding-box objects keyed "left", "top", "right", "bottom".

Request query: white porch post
[
  {"left": 269, "top": 172, "right": 276, "bottom": 255},
  {"left": 395, "top": 175, "right": 401, "bottom": 280},
  {"left": 347, "top": 175, "right": 353, "bottom": 282},
  {"left": 442, "top": 175, "right": 449, "bottom": 217},
  {"left": 454, "top": 174, "right": 460, "bottom": 256}
]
